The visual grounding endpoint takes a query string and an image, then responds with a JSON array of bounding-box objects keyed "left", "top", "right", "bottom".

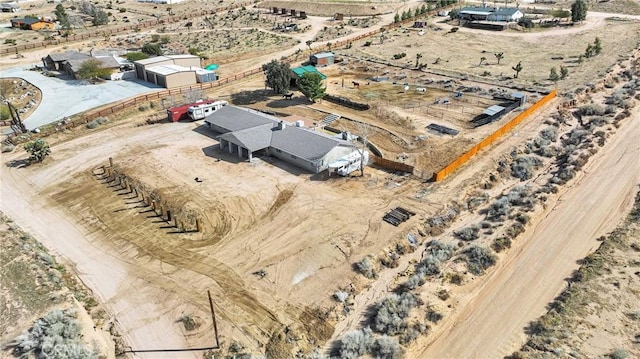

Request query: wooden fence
[
  {"left": 372, "top": 155, "right": 414, "bottom": 173},
  {"left": 432, "top": 90, "right": 557, "bottom": 182}
]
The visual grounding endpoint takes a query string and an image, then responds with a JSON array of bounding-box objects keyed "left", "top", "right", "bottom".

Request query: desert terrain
[{"left": 1, "top": 1, "right": 640, "bottom": 358}]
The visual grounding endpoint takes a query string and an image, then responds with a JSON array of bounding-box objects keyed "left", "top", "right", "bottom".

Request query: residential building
[
  {"left": 458, "top": 7, "right": 524, "bottom": 22},
  {"left": 10, "top": 17, "right": 55, "bottom": 30},
  {"left": 204, "top": 105, "right": 359, "bottom": 173}
]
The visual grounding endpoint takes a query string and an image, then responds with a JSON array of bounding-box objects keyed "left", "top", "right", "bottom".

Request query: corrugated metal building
[
  {"left": 310, "top": 52, "right": 334, "bottom": 67},
  {"left": 133, "top": 55, "right": 215, "bottom": 88}
]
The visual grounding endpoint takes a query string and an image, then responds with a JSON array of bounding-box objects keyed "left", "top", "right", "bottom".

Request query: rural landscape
[{"left": 1, "top": 0, "right": 639, "bottom": 358}]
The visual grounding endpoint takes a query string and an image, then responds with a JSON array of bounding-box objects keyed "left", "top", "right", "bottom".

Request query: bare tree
[
  {"left": 355, "top": 121, "right": 371, "bottom": 176},
  {"left": 182, "top": 89, "right": 204, "bottom": 103}
]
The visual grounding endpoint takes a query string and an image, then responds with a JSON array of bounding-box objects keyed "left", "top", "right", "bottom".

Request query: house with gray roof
[
  {"left": 458, "top": 6, "right": 524, "bottom": 22},
  {"left": 205, "top": 105, "right": 359, "bottom": 173}
]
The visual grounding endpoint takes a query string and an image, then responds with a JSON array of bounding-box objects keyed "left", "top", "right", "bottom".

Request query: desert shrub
[
  {"left": 425, "top": 306, "right": 443, "bottom": 324},
  {"left": 454, "top": 224, "right": 480, "bottom": 241},
  {"left": 86, "top": 120, "right": 99, "bottom": 129},
  {"left": 393, "top": 53, "right": 407, "bottom": 60},
  {"left": 467, "top": 192, "right": 489, "bottom": 211},
  {"left": 577, "top": 104, "right": 605, "bottom": 116},
  {"left": 399, "top": 322, "right": 426, "bottom": 344},
  {"left": 372, "top": 336, "right": 403, "bottom": 359},
  {"left": 505, "top": 222, "right": 525, "bottom": 239},
  {"left": 492, "top": 236, "right": 512, "bottom": 252},
  {"left": 425, "top": 240, "right": 456, "bottom": 262},
  {"left": 425, "top": 205, "right": 460, "bottom": 234},
  {"left": 11, "top": 308, "right": 91, "bottom": 358},
  {"left": 464, "top": 246, "right": 497, "bottom": 275},
  {"left": 364, "top": 41, "right": 372, "bottom": 46},
  {"left": 402, "top": 271, "right": 426, "bottom": 291},
  {"left": 179, "top": 314, "right": 197, "bottom": 331},
  {"left": 605, "top": 105, "right": 617, "bottom": 114},
  {"left": 372, "top": 292, "right": 420, "bottom": 335},
  {"left": 436, "top": 289, "right": 450, "bottom": 301},
  {"left": 539, "top": 127, "right": 558, "bottom": 142},
  {"left": 511, "top": 155, "right": 543, "bottom": 181},
  {"left": 336, "top": 327, "right": 374, "bottom": 358},
  {"left": 610, "top": 348, "right": 629, "bottom": 359},
  {"left": 514, "top": 213, "right": 530, "bottom": 225},
  {"left": 354, "top": 256, "right": 377, "bottom": 279},
  {"left": 485, "top": 197, "right": 511, "bottom": 221},
  {"left": 1, "top": 142, "right": 15, "bottom": 153}
]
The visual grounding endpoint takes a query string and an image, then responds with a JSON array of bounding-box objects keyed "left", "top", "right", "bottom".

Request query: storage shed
[{"left": 310, "top": 52, "right": 334, "bottom": 67}]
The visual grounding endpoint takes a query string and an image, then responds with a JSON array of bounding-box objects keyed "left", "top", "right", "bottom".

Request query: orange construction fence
[{"left": 433, "top": 90, "right": 557, "bottom": 182}]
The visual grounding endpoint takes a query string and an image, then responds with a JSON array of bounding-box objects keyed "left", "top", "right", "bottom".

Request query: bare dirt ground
[{"left": 2, "top": 1, "right": 640, "bottom": 358}]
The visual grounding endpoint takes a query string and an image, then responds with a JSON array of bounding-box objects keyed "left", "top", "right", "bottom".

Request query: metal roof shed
[
  {"left": 291, "top": 65, "right": 327, "bottom": 80},
  {"left": 483, "top": 105, "right": 506, "bottom": 117}
]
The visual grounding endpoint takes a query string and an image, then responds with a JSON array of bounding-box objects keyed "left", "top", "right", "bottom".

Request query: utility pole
[{"left": 207, "top": 290, "right": 220, "bottom": 348}]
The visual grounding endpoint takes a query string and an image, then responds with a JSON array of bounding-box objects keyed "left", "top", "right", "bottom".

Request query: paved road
[{"left": 1, "top": 66, "right": 160, "bottom": 130}]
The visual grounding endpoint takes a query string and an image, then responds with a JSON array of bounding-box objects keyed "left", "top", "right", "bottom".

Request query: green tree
[
  {"left": 125, "top": 51, "right": 148, "bottom": 61},
  {"left": 494, "top": 52, "right": 504, "bottom": 64},
  {"left": 394, "top": 13, "right": 400, "bottom": 23},
  {"left": 479, "top": 56, "right": 486, "bottom": 65},
  {"left": 262, "top": 60, "right": 291, "bottom": 95},
  {"left": 560, "top": 65, "right": 569, "bottom": 79},
  {"left": 54, "top": 4, "right": 70, "bottom": 30},
  {"left": 585, "top": 43, "right": 594, "bottom": 58},
  {"left": 24, "top": 139, "right": 51, "bottom": 163},
  {"left": 571, "top": 0, "right": 587, "bottom": 23},
  {"left": 92, "top": 9, "right": 109, "bottom": 26},
  {"left": 305, "top": 40, "right": 313, "bottom": 50},
  {"left": 142, "top": 42, "right": 163, "bottom": 56},
  {"left": 297, "top": 72, "right": 326, "bottom": 103},
  {"left": 449, "top": 8, "right": 459, "bottom": 20},
  {"left": 593, "top": 37, "right": 602, "bottom": 55},
  {"left": 76, "top": 59, "right": 113, "bottom": 80},
  {"left": 0, "top": 104, "right": 10, "bottom": 121},
  {"left": 512, "top": 61, "right": 523, "bottom": 78},
  {"left": 416, "top": 53, "right": 422, "bottom": 67},
  {"left": 549, "top": 67, "right": 560, "bottom": 81}
]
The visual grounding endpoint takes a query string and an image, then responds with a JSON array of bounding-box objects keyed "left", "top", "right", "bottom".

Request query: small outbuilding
[
  {"left": 310, "top": 52, "right": 334, "bottom": 67},
  {"left": 1, "top": 3, "right": 20, "bottom": 12},
  {"left": 133, "top": 54, "right": 206, "bottom": 88}
]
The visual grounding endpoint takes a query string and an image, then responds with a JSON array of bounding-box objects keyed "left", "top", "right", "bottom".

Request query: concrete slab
[{"left": 1, "top": 65, "right": 161, "bottom": 130}]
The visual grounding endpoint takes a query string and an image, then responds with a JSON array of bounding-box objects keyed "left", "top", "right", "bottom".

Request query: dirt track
[{"left": 413, "top": 109, "right": 640, "bottom": 357}]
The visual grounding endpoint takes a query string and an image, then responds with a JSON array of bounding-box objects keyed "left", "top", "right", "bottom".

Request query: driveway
[{"left": 1, "top": 65, "right": 161, "bottom": 130}]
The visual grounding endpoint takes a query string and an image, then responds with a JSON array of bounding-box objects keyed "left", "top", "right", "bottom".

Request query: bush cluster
[
  {"left": 454, "top": 224, "right": 480, "bottom": 241},
  {"left": 511, "top": 155, "right": 543, "bottom": 181},
  {"left": 464, "top": 245, "right": 497, "bottom": 275},
  {"left": 336, "top": 328, "right": 403, "bottom": 359},
  {"left": 402, "top": 241, "right": 455, "bottom": 291},
  {"left": 354, "top": 256, "right": 377, "bottom": 279},
  {"left": 11, "top": 308, "right": 92, "bottom": 358},
  {"left": 484, "top": 186, "right": 536, "bottom": 222},
  {"left": 371, "top": 292, "right": 421, "bottom": 336}
]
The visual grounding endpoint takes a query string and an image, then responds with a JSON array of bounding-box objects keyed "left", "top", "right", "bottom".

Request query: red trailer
[{"left": 167, "top": 100, "right": 216, "bottom": 122}]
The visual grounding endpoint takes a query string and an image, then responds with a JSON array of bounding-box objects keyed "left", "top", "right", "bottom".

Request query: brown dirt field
[
  {"left": 3, "top": 1, "right": 640, "bottom": 357},
  {"left": 258, "top": 0, "right": 400, "bottom": 17}
]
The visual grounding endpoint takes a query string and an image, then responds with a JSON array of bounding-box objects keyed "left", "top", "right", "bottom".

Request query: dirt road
[{"left": 415, "top": 112, "right": 640, "bottom": 357}]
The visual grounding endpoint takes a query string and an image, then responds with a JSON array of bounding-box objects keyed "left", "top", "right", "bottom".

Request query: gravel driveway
[{"left": 1, "top": 65, "right": 161, "bottom": 130}]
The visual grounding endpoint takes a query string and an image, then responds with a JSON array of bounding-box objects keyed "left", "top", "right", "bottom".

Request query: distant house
[
  {"left": 133, "top": 54, "right": 216, "bottom": 88},
  {"left": 10, "top": 17, "right": 55, "bottom": 30},
  {"left": 1, "top": 2, "right": 21, "bottom": 12},
  {"left": 42, "top": 51, "right": 122, "bottom": 79},
  {"left": 458, "top": 7, "right": 524, "bottom": 22},
  {"left": 204, "top": 105, "right": 358, "bottom": 173},
  {"left": 310, "top": 52, "right": 334, "bottom": 67}
]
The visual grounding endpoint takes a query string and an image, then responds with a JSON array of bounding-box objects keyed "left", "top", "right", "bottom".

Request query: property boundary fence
[{"left": 432, "top": 89, "right": 557, "bottom": 182}]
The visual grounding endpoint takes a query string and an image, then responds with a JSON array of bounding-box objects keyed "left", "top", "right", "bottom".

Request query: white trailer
[
  {"left": 329, "top": 150, "right": 369, "bottom": 176},
  {"left": 187, "top": 100, "right": 228, "bottom": 120}
]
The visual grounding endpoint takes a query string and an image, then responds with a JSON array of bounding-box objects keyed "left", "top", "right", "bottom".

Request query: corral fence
[
  {"left": 0, "top": 1, "right": 254, "bottom": 55},
  {"left": 432, "top": 90, "right": 557, "bottom": 182},
  {"left": 324, "top": 94, "right": 370, "bottom": 110},
  {"left": 372, "top": 155, "right": 414, "bottom": 174}
]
